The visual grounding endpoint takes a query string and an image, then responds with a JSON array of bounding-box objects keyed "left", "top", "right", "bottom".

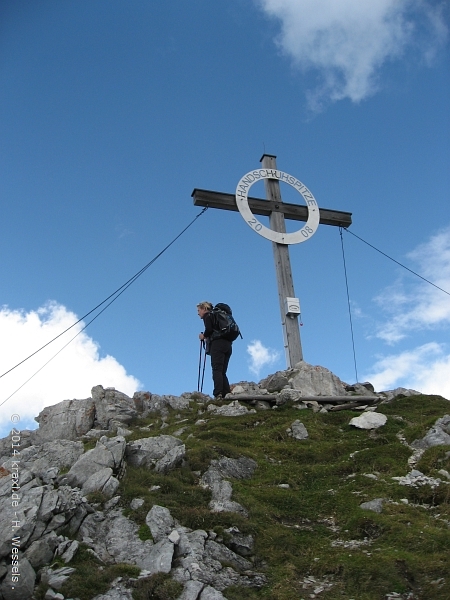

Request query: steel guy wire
[
  {"left": 343, "top": 227, "right": 450, "bottom": 296},
  {"left": 0, "top": 206, "right": 208, "bottom": 405},
  {"left": 339, "top": 227, "right": 359, "bottom": 383}
]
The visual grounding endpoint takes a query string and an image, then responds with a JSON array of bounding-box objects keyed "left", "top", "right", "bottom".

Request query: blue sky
[{"left": 1, "top": 0, "right": 449, "bottom": 437}]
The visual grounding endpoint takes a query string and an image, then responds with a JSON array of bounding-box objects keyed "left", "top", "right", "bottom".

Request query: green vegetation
[
  {"left": 82, "top": 439, "right": 98, "bottom": 452},
  {"left": 58, "top": 394, "right": 450, "bottom": 599},
  {"left": 40, "top": 545, "right": 140, "bottom": 600},
  {"left": 85, "top": 490, "right": 108, "bottom": 506},
  {"left": 132, "top": 572, "right": 183, "bottom": 600}
]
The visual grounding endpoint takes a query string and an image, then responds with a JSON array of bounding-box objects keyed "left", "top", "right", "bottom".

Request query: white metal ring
[{"left": 235, "top": 169, "right": 320, "bottom": 244}]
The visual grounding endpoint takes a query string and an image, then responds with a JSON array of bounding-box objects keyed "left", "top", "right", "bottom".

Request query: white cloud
[
  {"left": 364, "top": 342, "right": 450, "bottom": 399},
  {"left": 375, "top": 226, "right": 450, "bottom": 343},
  {"left": 256, "top": 0, "right": 447, "bottom": 107},
  {"left": 363, "top": 226, "right": 450, "bottom": 400},
  {"left": 0, "top": 302, "right": 141, "bottom": 435},
  {"left": 247, "top": 339, "right": 280, "bottom": 377}
]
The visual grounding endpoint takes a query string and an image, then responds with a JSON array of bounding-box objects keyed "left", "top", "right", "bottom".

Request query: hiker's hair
[{"left": 197, "top": 301, "right": 213, "bottom": 311}]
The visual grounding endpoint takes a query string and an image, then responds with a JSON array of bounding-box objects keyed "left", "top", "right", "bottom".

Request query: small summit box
[{"left": 285, "top": 297, "right": 300, "bottom": 317}]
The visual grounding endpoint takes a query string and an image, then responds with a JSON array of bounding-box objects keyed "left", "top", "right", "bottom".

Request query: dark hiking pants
[{"left": 210, "top": 338, "right": 232, "bottom": 397}]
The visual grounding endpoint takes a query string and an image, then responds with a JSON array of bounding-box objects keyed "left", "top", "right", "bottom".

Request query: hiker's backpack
[{"left": 210, "top": 303, "right": 242, "bottom": 342}]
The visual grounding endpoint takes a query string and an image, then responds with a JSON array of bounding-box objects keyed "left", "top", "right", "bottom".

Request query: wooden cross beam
[
  {"left": 191, "top": 189, "right": 352, "bottom": 228},
  {"left": 192, "top": 154, "right": 352, "bottom": 368}
]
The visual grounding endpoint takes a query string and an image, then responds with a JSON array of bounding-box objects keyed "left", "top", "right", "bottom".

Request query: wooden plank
[
  {"left": 192, "top": 188, "right": 352, "bottom": 228},
  {"left": 229, "top": 395, "right": 279, "bottom": 402},
  {"left": 300, "top": 396, "right": 378, "bottom": 403},
  {"left": 329, "top": 402, "right": 370, "bottom": 411},
  {"left": 229, "top": 395, "right": 378, "bottom": 404}
]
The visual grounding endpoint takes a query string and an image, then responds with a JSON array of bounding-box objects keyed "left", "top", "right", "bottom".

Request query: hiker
[{"left": 197, "top": 301, "right": 233, "bottom": 400}]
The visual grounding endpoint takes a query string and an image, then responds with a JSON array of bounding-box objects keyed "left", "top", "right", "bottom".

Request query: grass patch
[
  {"left": 137, "top": 523, "right": 153, "bottom": 541},
  {"left": 416, "top": 445, "right": 450, "bottom": 475},
  {"left": 57, "top": 545, "right": 140, "bottom": 600},
  {"left": 379, "top": 395, "right": 450, "bottom": 444},
  {"left": 85, "top": 490, "right": 108, "bottom": 506},
  {"left": 82, "top": 439, "right": 98, "bottom": 451},
  {"left": 131, "top": 573, "right": 183, "bottom": 600}
]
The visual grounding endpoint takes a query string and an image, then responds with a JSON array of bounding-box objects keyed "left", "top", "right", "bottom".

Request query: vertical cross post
[{"left": 261, "top": 154, "right": 303, "bottom": 367}]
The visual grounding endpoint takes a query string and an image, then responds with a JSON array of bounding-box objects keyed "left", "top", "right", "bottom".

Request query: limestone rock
[
  {"left": 33, "top": 398, "right": 95, "bottom": 443},
  {"left": 201, "top": 457, "right": 257, "bottom": 484},
  {"left": 360, "top": 381, "right": 375, "bottom": 393},
  {"left": 200, "top": 457, "right": 257, "bottom": 517},
  {"left": 169, "top": 529, "right": 181, "bottom": 544},
  {"left": 0, "top": 483, "right": 85, "bottom": 561},
  {"left": 23, "top": 535, "right": 59, "bottom": 568},
  {"left": 209, "top": 480, "right": 248, "bottom": 516},
  {"left": 172, "top": 526, "right": 266, "bottom": 592},
  {"left": 382, "top": 387, "right": 421, "bottom": 402},
  {"left": 0, "top": 556, "right": 35, "bottom": 600},
  {"left": 162, "top": 394, "right": 191, "bottom": 411},
  {"left": 102, "top": 474, "right": 121, "bottom": 499},
  {"left": 0, "top": 430, "right": 34, "bottom": 458},
  {"left": 438, "top": 469, "right": 450, "bottom": 480},
  {"left": 135, "top": 393, "right": 190, "bottom": 417},
  {"left": 259, "top": 371, "right": 289, "bottom": 393},
  {"left": 207, "top": 401, "right": 256, "bottom": 417},
  {"left": 44, "top": 590, "right": 65, "bottom": 600},
  {"left": 60, "top": 539, "right": 79, "bottom": 563},
  {"left": 0, "top": 485, "right": 41, "bottom": 558},
  {"left": 132, "top": 390, "right": 152, "bottom": 412},
  {"left": 125, "top": 435, "right": 183, "bottom": 469},
  {"left": 277, "top": 388, "right": 302, "bottom": 404},
  {"left": 40, "top": 566, "right": 76, "bottom": 590},
  {"left": 91, "top": 385, "right": 139, "bottom": 429},
  {"left": 254, "top": 400, "right": 271, "bottom": 410},
  {"left": 145, "top": 505, "right": 175, "bottom": 542},
  {"left": 360, "top": 498, "right": 384, "bottom": 513},
  {"left": 392, "top": 470, "right": 443, "bottom": 488},
  {"left": 349, "top": 412, "right": 387, "bottom": 430},
  {"left": 79, "top": 508, "right": 154, "bottom": 566},
  {"left": 287, "top": 420, "right": 309, "bottom": 440},
  {"left": 411, "top": 415, "right": 450, "bottom": 449},
  {"left": 82, "top": 467, "right": 120, "bottom": 499},
  {"left": 175, "top": 528, "right": 208, "bottom": 569},
  {"left": 230, "top": 381, "right": 264, "bottom": 396},
  {"left": 205, "top": 539, "right": 252, "bottom": 571},
  {"left": 155, "top": 444, "right": 186, "bottom": 474},
  {"left": 345, "top": 382, "right": 375, "bottom": 395},
  {"left": 178, "top": 580, "right": 205, "bottom": 599},
  {"left": 140, "top": 538, "right": 174, "bottom": 574},
  {"left": 230, "top": 385, "right": 245, "bottom": 395},
  {"left": 62, "top": 436, "right": 126, "bottom": 489},
  {"left": 19, "top": 440, "right": 84, "bottom": 479},
  {"left": 199, "top": 586, "right": 230, "bottom": 599},
  {"left": 223, "top": 527, "right": 254, "bottom": 557},
  {"left": 287, "top": 362, "right": 348, "bottom": 396}
]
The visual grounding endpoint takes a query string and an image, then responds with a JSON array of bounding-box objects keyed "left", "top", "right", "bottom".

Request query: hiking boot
[{"left": 214, "top": 394, "right": 223, "bottom": 400}]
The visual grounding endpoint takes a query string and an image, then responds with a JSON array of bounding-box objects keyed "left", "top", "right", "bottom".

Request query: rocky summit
[{"left": 0, "top": 361, "right": 449, "bottom": 600}]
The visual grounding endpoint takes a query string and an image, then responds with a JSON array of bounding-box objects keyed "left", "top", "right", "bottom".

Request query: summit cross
[{"left": 192, "top": 154, "right": 352, "bottom": 368}]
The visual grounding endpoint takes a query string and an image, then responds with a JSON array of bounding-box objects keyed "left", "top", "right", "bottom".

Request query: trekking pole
[
  {"left": 200, "top": 341, "right": 207, "bottom": 393},
  {"left": 197, "top": 340, "right": 203, "bottom": 392}
]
